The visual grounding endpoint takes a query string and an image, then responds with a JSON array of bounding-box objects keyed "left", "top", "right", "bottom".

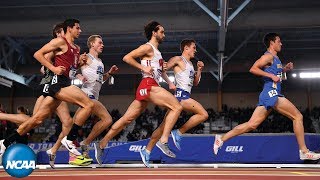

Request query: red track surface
[{"left": 1, "top": 168, "right": 320, "bottom": 179}]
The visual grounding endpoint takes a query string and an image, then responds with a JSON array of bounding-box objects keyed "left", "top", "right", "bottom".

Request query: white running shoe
[
  {"left": 61, "top": 136, "right": 81, "bottom": 156},
  {"left": 0, "top": 139, "right": 6, "bottom": 165},
  {"left": 213, "top": 134, "right": 223, "bottom": 155},
  {"left": 46, "top": 149, "right": 56, "bottom": 168},
  {"left": 299, "top": 150, "right": 320, "bottom": 160}
]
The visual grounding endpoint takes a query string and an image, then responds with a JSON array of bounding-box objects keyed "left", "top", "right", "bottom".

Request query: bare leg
[
  {"left": 274, "top": 97, "right": 308, "bottom": 152},
  {"left": 82, "top": 100, "right": 112, "bottom": 145},
  {"left": 145, "top": 111, "right": 169, "bottom": 151},
  {"left": 0, "top": 95, "right": 48, "bottom": 125},
  {"left": 17, "top": 96, "right": 61, "bottom": 135},
  {"left": 50, "top": 101, "right": 73, "bottom": 154},
  {"left": 0, "top": 113, "right": 29, "bottom": 125},
  {"left": 179, "top": 98, "right": 208, "bottom": 134},
  {"left": 99, "top": 100, "right": 148, "bottom": 149},
  {"left": 33, "top": 95, "right": 45, "bottom": 115},
  {"left": 148, "top": 86, "right": 182, "bottom": 143},
  {"left": 221, "top": 106, "right": 271, "bottom": 142},
  {"left": 55, "top": 85, "right": 94, "bottom": 126},
  {"left": 145, "top": 98, "right": 208, "bottom": 152}
]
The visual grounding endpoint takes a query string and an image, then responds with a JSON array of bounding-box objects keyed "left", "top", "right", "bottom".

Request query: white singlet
[
  {"left": 140, "top": 42, "right": 164, "bottom": 84},
  {"left": 175, "top": 56, "right": 195, "bottom": 93},
  {"left": 81, "top": 53, "right": 104, "bottom": 100}
]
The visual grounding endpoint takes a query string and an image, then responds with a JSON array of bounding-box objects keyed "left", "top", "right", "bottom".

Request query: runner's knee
[
  {"left": 84, "top": 100, "right": 94, "bottom": 110},
  {"left": 99, "top": 116, "right": 113, "bottom": 127},
  {"left": 293, "top": 112, "right": 303, "bottom": 122},
  {"left": 202, "top": 111, "right": 209, "bottom": 121},
  {"left": 62, "top": 117, "right": 73, "bottom": 129},
  {"left": 173, "top": 103, "right": 183, "bottom": 113},
  {"left": 103, "top": 117, "right": 113, "bottom": 124}
]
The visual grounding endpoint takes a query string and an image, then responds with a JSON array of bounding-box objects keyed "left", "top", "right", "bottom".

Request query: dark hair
[
  {"left": 63, "top": 18, "right": 80, "bottom": 33},
  {"left": 180, "top": 39, "right": 196, "bottom": 53},
  {"left": 263, "top": 33, "right": 280, "bottom": 48},
  {"left": 52, "top": 23, "right": 65, "bottom": 38},
  {"left": 17, "top": 106, "right": 27, "bottom": 114},
  {"left": 144, "top": 21, "right": 161, "bottom": 41}
]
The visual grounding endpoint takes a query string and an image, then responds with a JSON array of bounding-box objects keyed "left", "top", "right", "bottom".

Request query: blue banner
[{"left": 35, "top": 134, "right": 320, "bottom": 164}]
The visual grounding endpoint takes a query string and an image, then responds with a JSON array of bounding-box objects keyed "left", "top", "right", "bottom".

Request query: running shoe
[
  {"left": 69, "top": 155, "right": 93, "bottom": 166},
  {"left": 94, "top": 142, "right": 104, "bottom": 165},
  {"left": 61, "top": 136, "right": 81, "bottom": 156},
  {"left": 299, "top": 150, "right": 320, "bottom": 160},
  {"left": 0, "top": 140, "right": 6, "bottom": 165},
  {"left": 213, "top": 134, "right": 223, "bottom": 155},
  {"left": 171, "top": 129, "right": 182, "bottom": 150},
  {"left": 46, "top": 149, "right": 56, "bottom": 168},
  {"left": 156, "top": 141, "right": 176, "bottom": 158},
  {"left": 139, "top": 149, "right": 151, "bottom": 168}
]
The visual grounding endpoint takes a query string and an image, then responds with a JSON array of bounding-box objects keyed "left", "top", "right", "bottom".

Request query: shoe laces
[
  {"left": 215, "top": 138, "right": 222, "bottom": 146},
  {"left": 163, "top": 143, "right": 175, "bottom": 157},
  {"left": 306, "top": 151, "right": 319, "bottom": 156},
  {"left": 162, "top": 143, "right": 169, "bottom": 150}
]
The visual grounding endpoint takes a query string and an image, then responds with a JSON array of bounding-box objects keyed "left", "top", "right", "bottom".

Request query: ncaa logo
[{"left": 2, "top": 144, "right": 36, "bottom": 178}]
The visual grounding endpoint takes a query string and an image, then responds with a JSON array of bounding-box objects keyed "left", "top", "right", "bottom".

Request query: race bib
[
  {"left": 69, "top": 66, "right": 77, "bottom": 79},
  {"left": 42, "top": 84, "right": 49, "bottom": 93}
]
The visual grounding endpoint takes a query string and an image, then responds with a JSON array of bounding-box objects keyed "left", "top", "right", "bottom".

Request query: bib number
[
  {"left": 175, "top": 90, "right": 182, "bottom": 98},
  {"left": 69, "top": 66, "right": 77, "bottom": 79},
  {"left": 43, "top": 84, "right": 49, "bottom": 93},
  {"left": 51, "top": 75, "right": 58, "bottom": 85},
  {"left": 268, "top": 89, "right": 278, "bottom": 98}
]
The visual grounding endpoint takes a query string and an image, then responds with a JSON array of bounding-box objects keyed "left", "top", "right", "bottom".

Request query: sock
[
  {"left": 67, "top": 124, "right": 81, "bottom": 141},
  {"left": 145, "top": 149, "right": 151, "bottom": 154},
  {"left": 16, "top": 135, "right": 28, "bottom": 145},
  {"left": 177, "top": 129, "right": 182, "bottom": 135},
  {"left": 4, "top": 131, "right": 22, "bottom": 147}
]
